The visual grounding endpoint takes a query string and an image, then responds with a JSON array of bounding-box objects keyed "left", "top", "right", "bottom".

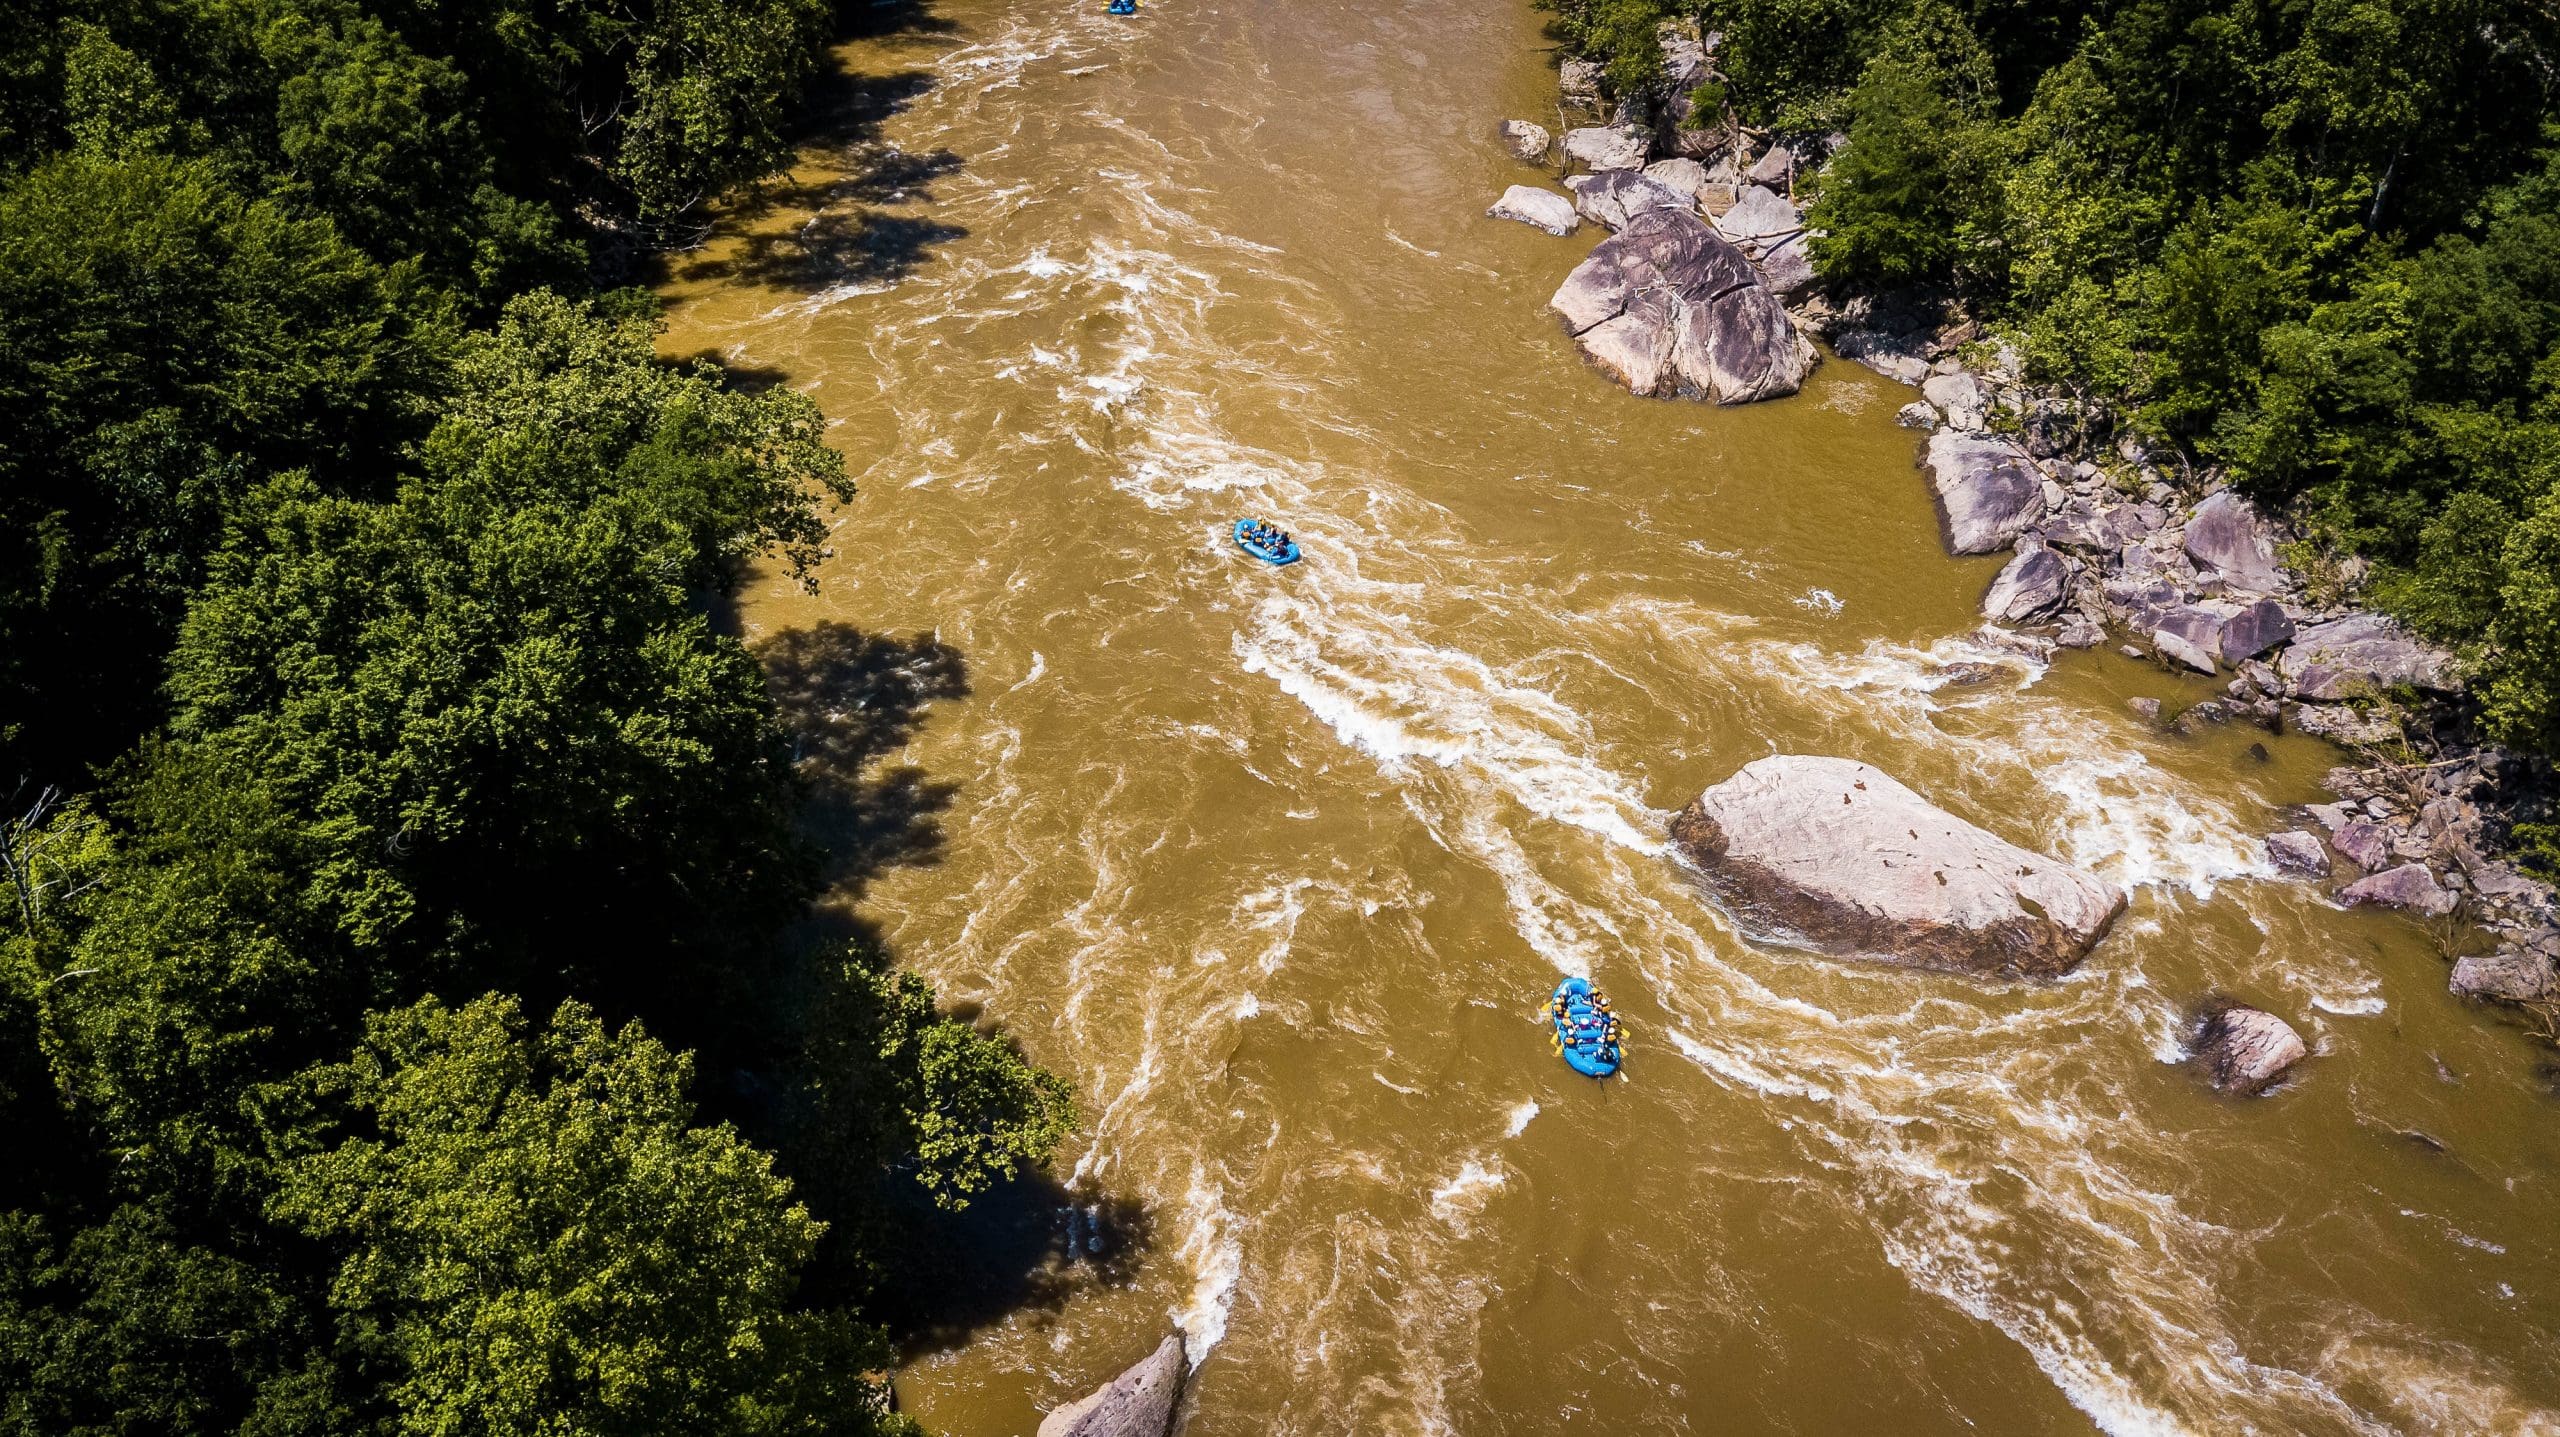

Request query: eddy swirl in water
[{"left": 674, "top": 1, "right": 2560, "bottom": 1432}]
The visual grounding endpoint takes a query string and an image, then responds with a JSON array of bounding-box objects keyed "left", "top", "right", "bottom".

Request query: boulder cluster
[
  {"left": 1485, "top": 27, "right": 1819, "bottom": 404},
  {"left": 1808, "top": 296, "right": 2560, "bottom": 1013}
]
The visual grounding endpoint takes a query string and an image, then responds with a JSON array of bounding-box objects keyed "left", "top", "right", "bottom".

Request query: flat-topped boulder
[
  {"left": 1668, "top": 755, "right": 2124, "bottom": 978},
  {"left": 1714, "top": 184, "right": 1802, "bottom": 247},
  {"left": 2339, "top": 862, "right": 2457, "bottom": 917},
  {"left": 1923, "top": 432, "right": 2046, "bottom": 555},
  {"left": 2192, "top": 1004, "right": 2307, "bottom": 1095},
  {"left": 1039, "top": 1333, "right": 1187, "bottom": 1437},
  {"left": 1981, "top": 544, "right": 2067, "bottom": 622},
  {"left": 2278, "top": 613, "right": 2460, "bottom": 700},
  {"left": 1549, "top": 207, "right": 1814, "bottom": 404},
  {"left": 1487, "top": 185, "right": 1578, "bottom": 236}
]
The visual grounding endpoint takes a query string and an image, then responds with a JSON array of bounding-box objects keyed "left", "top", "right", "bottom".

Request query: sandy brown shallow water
[{"left": 658, "top": 2, "right": 2560, "bottom": 1430}]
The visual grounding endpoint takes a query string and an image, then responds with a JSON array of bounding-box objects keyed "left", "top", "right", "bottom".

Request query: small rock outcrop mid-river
[
  {"left": 1669, "top": 755, "right": 2126, "bottom": 978},
  {"left": 1038, "top": 1334, "right": 1188, "bottom": 1437},
  {"left": 1548, "top": 208, "right": 1814, "bottom": 404},
  {"left": 2191, "top": 1004, "right": 2309, "bottom": 1095}
]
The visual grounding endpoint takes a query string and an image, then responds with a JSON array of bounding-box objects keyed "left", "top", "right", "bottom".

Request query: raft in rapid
[
  {"left": 1546, "top": 976, "right": 1622, "bottom": 1079},
  {"left": 1233, "top": 518, "right": 1301, "bottom": 566}
]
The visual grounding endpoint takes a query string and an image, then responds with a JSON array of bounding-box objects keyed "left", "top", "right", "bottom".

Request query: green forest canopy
[
  {"left": 1550, "top": 0, "right": 2560, "bottom": 752},
  {"left": 0, "top": 2, "right": 1074, "bottom": 1433}
]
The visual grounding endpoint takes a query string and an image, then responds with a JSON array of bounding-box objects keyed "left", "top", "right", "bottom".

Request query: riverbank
[{"left": 1493, "top": 24, "right": 2560, "bottom": 1042}]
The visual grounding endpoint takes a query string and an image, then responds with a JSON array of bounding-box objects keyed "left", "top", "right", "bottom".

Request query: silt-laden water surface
[{"left": 659, "top": 2, "right": 2560, "bottom": 1430}]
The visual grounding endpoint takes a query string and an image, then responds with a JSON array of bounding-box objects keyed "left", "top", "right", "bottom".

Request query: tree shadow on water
[
  {"left": 757, "top": 623, "right": 969, "bottom": 898},
  {"left": 870, "top": 1175, "right": 1157, "bottom": 1356}
]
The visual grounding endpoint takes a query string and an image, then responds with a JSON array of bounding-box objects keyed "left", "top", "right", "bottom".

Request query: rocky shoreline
[{"left": 1489, "top": 26, "right": 2560, "bottom": 1046}]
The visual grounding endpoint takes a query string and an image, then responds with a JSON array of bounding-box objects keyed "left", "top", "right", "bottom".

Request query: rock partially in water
[
  {"left": 2265, "top": 830, "right": 2331, "bottom": 876},
  {"left": 1562, "top": 124, "right": 1651, "bottom": 170},
  {"left": 1039, "top": 1333, "right": 1188, "bottom": 1437},
  {"left": 1894, "top": 400, "right": 1936, "bottom": 429},
  {"left": 2339, "top": 862, "right": 2457, "bottom": 917},
  {"left": 2279, "top": 613, "right": 2461, "bottom": 701},
  {"left": 2182, "top": 491, "right": 2288, "bottom": 594},
  {"left": 1548, "top": 208, "right": 1814, "bottom": 403},
  {"left": 1922, "top": 431, "right": 2046, "bottom": 555},
  {"left": 1570, "top": 169, "right": 1689, "bottom": 231},
  {"left": 2192, "top": 1004, "right": 2308, "bottom": 1095},
  {"left": 2451, "top": 949, "right": 2554, "bottom": 1005},
  {"left": 1981, "top": 544, "right": 2067, "bottom": 623},
  {"left": 1486, "top": 185, "right": 1578, "bottom": 236},
  {"left": 1559, "top": 57, "right": 1605, "bottom": 106},
  {"left": 2329, "top": 818, "right": 2395, "bottom": 870},
  {"left": 1499, "top": 119, "right": 1552, "bottom": 162},
  {"left": 1668, "top": 754, "right": 2124, "bottom": 978}
]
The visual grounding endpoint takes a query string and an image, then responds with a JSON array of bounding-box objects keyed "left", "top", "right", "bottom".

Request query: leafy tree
[{"left": 276, "top": 994, "right": 912, "bottom": 1437}]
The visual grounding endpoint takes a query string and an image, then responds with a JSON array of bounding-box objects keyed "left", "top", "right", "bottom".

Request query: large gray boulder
[
  {"left": 2149, "top": 607, "right": 2225, "bottom": 674},
  {"left": 2182, "top": 491, "right": 2288, "bottom": 594},
  {"left": 1714, "top": 184, "right": 1801, "bottom": 246},
  {"left": 1486, "top": 185, "right": 1578, "bottom": 236},
  {"left": 1923, "top": 432, "right": 2047, "bottom": 555},
  {"left": 1562, "top": 125, "right": 1651, "bottom": 170},
  {"left": 1755, "top": 232, "right": 1815, "bottom": 294},
  {"left": 1641, "top": 157, "right": 1708, "bottom": 199},
  {"left": 1039, "top": 1334, "right": 1188, "bottom": 1437},
  {"left": 1668, "top": 755, "right": 2124, "bottom": 978},
  {"left": 1982, "top": 544, "right": 2067, "bottom": 623},
  {"left": 2278, "top": 613, "right": 2460, "bottom": 700},
  {"left": 1548, "top": 207, "right": 1814, "bottom": 403},
  {"left": 2339, "top": 862, "right": 2457, "bottom": 917},
  {"left": 2192, "top": 1004, "right": 2307, "bottom": 1095},
  {"left": 1498, "top": 119, "right": 1552, "bottom": 162},
  {"left": 2451, "top": 949, "right": 2554, "bottom": 1004},
  {"left": 1745, "top": 143, "right": 1795, "bottom": 187},
  {"left": 2219, "top": 599, "right": 2295, "bottom": 664},
  {"left": 1570, "top": 169, "right": 1689, "bottom": 230}
]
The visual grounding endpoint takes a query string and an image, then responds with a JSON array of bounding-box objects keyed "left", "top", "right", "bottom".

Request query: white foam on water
[
  {"left": 1502, "top": 1100, "right": 1539, "bottom": 1138},
  {"left": 1172, "top": 1170, "right": 1242, "bottom": 1366},
  {"left": 1428, "top": 1159, "right": 1506, "bottom": 1226}
]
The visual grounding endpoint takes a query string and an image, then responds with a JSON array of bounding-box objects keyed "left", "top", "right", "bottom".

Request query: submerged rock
[
  {"left": 1039, "top": 1334, "right": 1188, "bottom": 1437},
  {"left": 1548, "top": 208, "right": 1814, "bottom": 403},
  {"left": 1922, "top": 431, "right": 2046, "bottom": 555},
  {"left": 1486, "top": 185, "right": 1578, "bottom": 236},
  {"left": 1498, "top": 119, "right": 1552, "bottom": 162},
  {"left": 1668, "top": 755, "right": 2124, "bottom": 978},
  {"left": 2192, "top": 1004, "right": 2308, "bottom": 1095}
]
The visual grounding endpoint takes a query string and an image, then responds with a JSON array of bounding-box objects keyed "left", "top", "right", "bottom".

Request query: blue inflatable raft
[
  {"left": 1233, "top": 518, "right": 1301, "bottom": 566},
  {"left": 1547, "top": 976, "right": 1621, "bottom": 1079}
]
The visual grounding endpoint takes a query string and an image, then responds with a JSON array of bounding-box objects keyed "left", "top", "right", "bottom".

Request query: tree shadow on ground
[
  {"left": 757, "top": 623, "right": 969, "bottom": 899},
  {"left": 868, "top": 1175, "right": 1156, "bottom": 1356}
]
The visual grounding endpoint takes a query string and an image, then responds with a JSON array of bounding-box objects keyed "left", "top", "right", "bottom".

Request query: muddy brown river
[{"left": 658, "top": 2, "right": 2560, "bottom": 1430}]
